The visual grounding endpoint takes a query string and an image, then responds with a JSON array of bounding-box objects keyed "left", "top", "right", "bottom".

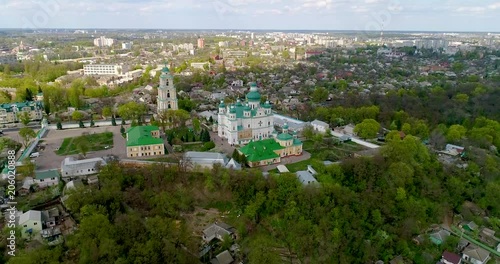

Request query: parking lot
[{"left": 5, "top": 126, "right": 127, "bottom": 171}]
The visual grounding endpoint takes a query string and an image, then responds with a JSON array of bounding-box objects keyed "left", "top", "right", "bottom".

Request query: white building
[
  {"left": 218, "top": 82, "right": 274, "bottom": 145},
  {"left": 94, "top": 36, "right": 114, "bottom": 47},
  {"left": 184, "top": 151, "right": 241, "bottom": 170},
  {"left": 311, "top": 119, "right": 330, "bottom": 133},
  {"left": 33, "top": 170, "right": 60, "bottom": 188},
  {"left": 122, "top": 42, "right": 133, "bottom": 49},
  {"left": 17, "top": 210, "right": 43, "bottom": 238},
  {"left": 157, "top": 65, "right": 178, "bottom": 113},
  {"left": 84, "top": 64, "right": 123, "bottom": 76},
  {"left": 462, "top": 245, "right": 490, "bottom": 264},
  {"left": 60, "top": 157, "right": 106, "bottom": 178}
]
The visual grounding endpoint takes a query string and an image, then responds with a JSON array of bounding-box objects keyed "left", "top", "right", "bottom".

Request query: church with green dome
[{"left": 217, "top": 82, "right": 303, "bottom": 167}]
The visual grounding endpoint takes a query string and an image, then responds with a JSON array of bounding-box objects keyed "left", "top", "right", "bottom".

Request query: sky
[{"left": 0, "top": 0, "right": 499, "bottom": 32}]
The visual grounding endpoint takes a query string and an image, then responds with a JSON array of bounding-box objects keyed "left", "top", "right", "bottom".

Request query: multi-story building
[
  {"left": 197, "top": 38, "right": 205, "bottom": 48},
  {"left": 126, "top": 125, "right": 165, "bottom": 157},
  {"left": 83, "top": 64, "right": 123, "bottom": 75},
  {"left": 122, "top": 42, "right": 133, "bottom": 50},
  {"left": 0, "top": 54, "right": 17, "bottom": 64},
  {"left": 157, "top": 65, "right": 178, "bottom": 113},
  {"left": 94, "top": 36, "right": 114, "bottom": 47},
  {"left": 222, "top": 50, "right": 247, "bottom": 58},
  {"left": 0, "top": 101, "right": 43, "bottom": 124},
  {"left": 218, "top": 82, "right": 274, "bottom": 145}
]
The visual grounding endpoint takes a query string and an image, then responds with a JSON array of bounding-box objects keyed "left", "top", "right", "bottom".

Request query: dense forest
[{"left": 2, "top": 127, "right": 499, "bottom": 263}]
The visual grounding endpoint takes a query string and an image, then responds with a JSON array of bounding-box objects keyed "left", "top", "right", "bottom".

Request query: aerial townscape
[{"left": 0, "top": 1, "right": 499, "bottom": 264}]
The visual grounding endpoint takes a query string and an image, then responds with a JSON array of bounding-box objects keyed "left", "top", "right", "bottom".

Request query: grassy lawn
[
  {"left": 181, "top": 142, "right": 204, "bottom": 152},
  {"left": 281, "top": 140, "right": 368, "bottom": 173},
  {"left": 56, "top": 132, "right": 113, "bottom": 155}
]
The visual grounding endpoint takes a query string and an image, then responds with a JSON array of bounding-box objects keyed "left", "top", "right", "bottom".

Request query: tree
[
  {"left": 79, "top": 120, "right": 85, "bottom": 128},
  {"left": 208, "top": 116, "right": 214, "bottom": 124},
  {"left": 311, "top": 87, "right": 328, "bottom": 103},
  {"left": 17, "top": 158, "right": 35, "bottom": 178},
  {"left": 72, "top": 111, "right": 84, "bottom": 121},
  {"left": 120, "top": 125, "right": 125, "bottom": 134},
  {"left": 111, "top": 116, "right": 117, "bottom": 126},
  {"left": 354, "top": 119, "right": 381, "bottom": 139},
  {"left": 18, "top": 111, "right": 31, "bottom": 126},
  {"left": 192, "top": 118, "right": 201, "bottom": 133},
  {"left": 19, "top": 127, "right": 36, "bottom": 148},
  {"left": 102, "top": 106, "right": 112, "bottom": 119},
  {"left": 446, "top": 124, "right": 467, "bottom": 142},
  {"left": 90, "top": 116, "right": 95, "bottom": 127},
  {"left": 117, "top": 101, "right": 147, "bottom": 123},
  {"left": 302, "top": 124, "right": 315, "bottom": 140},
  {"left": 232, "top": 149, "right": 240, "bottom": 161},
  {"left": 74, "top": 136, "right": 89, "bottom": 157},
  {"left": 56, "top": 121, "right": 62, "bottom": 130},
  {"left": 24, "top": 88, "right": 33, "bottom": 101}
]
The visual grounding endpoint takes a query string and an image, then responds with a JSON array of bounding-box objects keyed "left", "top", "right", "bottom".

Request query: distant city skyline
[{"left": 1, "top": 0, "right": 499, "bottom": 32}]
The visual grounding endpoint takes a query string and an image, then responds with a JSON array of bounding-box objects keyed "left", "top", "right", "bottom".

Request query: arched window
[
  {"left": 167, "top": 92, "right": 170, "bottom": 98},
  {"left": 168, "top": 103, "right": 171, "bottom": 109}
]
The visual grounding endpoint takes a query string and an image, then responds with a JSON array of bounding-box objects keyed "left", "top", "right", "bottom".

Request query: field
[{"left": 56, "top": 132, "right": 114, "bottom": 155}]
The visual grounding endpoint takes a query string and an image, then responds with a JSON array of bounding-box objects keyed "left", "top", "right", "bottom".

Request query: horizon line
[{"left": 0, "top": 28, "right": 498, "bottom": 34}]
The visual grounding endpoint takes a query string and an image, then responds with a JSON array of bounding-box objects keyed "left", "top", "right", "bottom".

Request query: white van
[{"left": 29, "top": 152, "right": 40, "bottom": 158}]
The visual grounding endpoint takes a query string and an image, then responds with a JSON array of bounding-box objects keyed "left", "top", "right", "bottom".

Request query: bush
[{"left": 201, "top": 141, "right": 215, "bottom": 151}]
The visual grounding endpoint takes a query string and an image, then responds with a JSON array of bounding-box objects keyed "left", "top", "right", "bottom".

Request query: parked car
[{"left": 29, "top": 152, "right": 40, "bottom": 158}]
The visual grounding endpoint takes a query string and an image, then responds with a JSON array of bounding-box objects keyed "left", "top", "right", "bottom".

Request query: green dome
[
  {"left": 277, "top": 133, "right": 293, "bottom": 141},
  {"left": 236, "top": 100, "right": 243, "bottom": 107},
  {"left": 283, "top": 123, "right": 289, "bottom": 130},
  {"left": 229, "top": 106, "right": 236, "bottom": 113},
  {"left": 219, "top": 101, "right": 226, "bottom": 108},
  {"left": 162, "top": 66, "right": 170, "bottom": 73},
  {"left": 244, "top": 105, "right": 251, "bottom": 111},
  {"left": 246, "top": 91, "right": 261, "bottom": 101},
  {"left": 263, "top": 101, "right": 272, "bottom": 108}
]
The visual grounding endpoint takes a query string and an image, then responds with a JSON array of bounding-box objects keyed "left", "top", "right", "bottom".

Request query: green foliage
[
  {"left": 17, "top": 111, "right": 31, "bottom": 126},
  {"left": 446, "top": 124, "right": 467, "bottom": 142},
  {"left": 19, "top": 127, "right": 36, "bottom": 147},
  {"left": 201, "top": 141, "right": 215, "bottom": 151},
  {"left": 354, "top": 119, "right": 381, "bottom": 139},
  {"left": 56, "top": 121, "right": 62, "bottom": 130},
  {"left": 311, "top": 86, "right": 328, "bottom": 103},
  {"left": 71, "top": 111, "right": 84, "bottom": 121},
  {"left": 111, "top": 116, "right": 117, "bottom": 126}
]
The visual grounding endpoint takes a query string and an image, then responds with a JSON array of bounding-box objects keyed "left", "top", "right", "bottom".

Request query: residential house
[
  {"left": 311, "top": 119, "right": 330, "bottom": 133},
  {"left": 202, "top": 222, "right": 236, "bottom": 243},
  {"left": 462, "top": 221, "right": 478, "bottom": 232},
  {"left": 126, "top": 125, "right": 165, "bottom": 157},
  {"left": 34, "top": 170, "right": 60, "bottom": 188},
  {"left": 462, "top": 244, "right": 490, "bottom": 264},
  {"left": 430, "top": 229, "right": 450, "bottom": 245},
  {"left": 341, "top": 124, "right": 356, "bottom": 136},
  {"left": 211, "top": 250, "right": 234, "bottom": 264},
  {"left": 60, "top": 157, "right": 106, "bottom": 178},
  {"left": 444, "top": 144, "right": 465, "bottom": 157},
  {"left": 441, "top": 251, "right": 462, "bottom": 264},
  {"left": 17, "top": 210, "right": 43, "bottom": 239}
]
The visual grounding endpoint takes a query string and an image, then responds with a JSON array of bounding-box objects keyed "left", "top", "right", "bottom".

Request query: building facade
[
  {"left": 126, "top": 125, "right": 165, "bottom": 157},
  {"left": 197, "top": 38, "right": 205, "bottom": 48},
  {"left": 157, "top": 66, "right": 178, "bottom": 113},
  {"left": 83, "top": 64, "right": 123, "bottom": 75},
  {"left": 60, "top": 157, "right": 107, "bottom": 178},
  {"left": 218, "top": 82, "right": 274, "bottom": 145},
  {"left": 238, "top": 123, "right": 303, "bottom": 167},
  {"left": 94, "top": 36, "right": 114, "bottom": 47},
  {"left": 0, "top": 101, "right": 43, "bottom": 124}
]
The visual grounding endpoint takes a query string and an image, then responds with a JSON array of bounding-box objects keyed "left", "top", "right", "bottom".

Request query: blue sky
[{"left": 0, "top": 0, "right": 499, "bottom": 31}]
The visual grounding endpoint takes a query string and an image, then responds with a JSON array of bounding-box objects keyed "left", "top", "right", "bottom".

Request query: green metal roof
[
  {"left": 239, "top": 139, "right": 284, "bottom": 162},
  {"left": 246, "top": 91, "right": 261, "bottom": 101},
  {"left": 0, "top": 101, "right": 43, "bottom": 112},
  {"left": 293, "top": 138, "right": 302, "bottom": 146},
  {"left": 126, "top": 125, "right": 164, "bottom": 147},
  {"left": 35, "top": 170, "right": 59, "bottom": 180},
  {"left": 277, "top": 133, "right": 293, "bottom": 141},
  {"left": 161, "top": 65, "right": 170, "bottom": 73}
]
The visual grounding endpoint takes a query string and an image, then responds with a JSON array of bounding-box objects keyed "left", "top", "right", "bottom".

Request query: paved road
[
  {"left": 330, "top": 130, "right": 380, "bottom": 149},
  {"left": 32, "top": 126, "right": 127, "bottom": 171}
]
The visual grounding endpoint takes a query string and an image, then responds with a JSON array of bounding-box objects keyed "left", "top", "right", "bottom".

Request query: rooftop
[
  {"left": 126, "top": 125, "right": 163, "bottom": 147},
  {"left": 35, "top": 169, "right": 60, "bottom": 180},
  {"left": 239, "top": 139, "right": 284, "bottom": 162}
]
